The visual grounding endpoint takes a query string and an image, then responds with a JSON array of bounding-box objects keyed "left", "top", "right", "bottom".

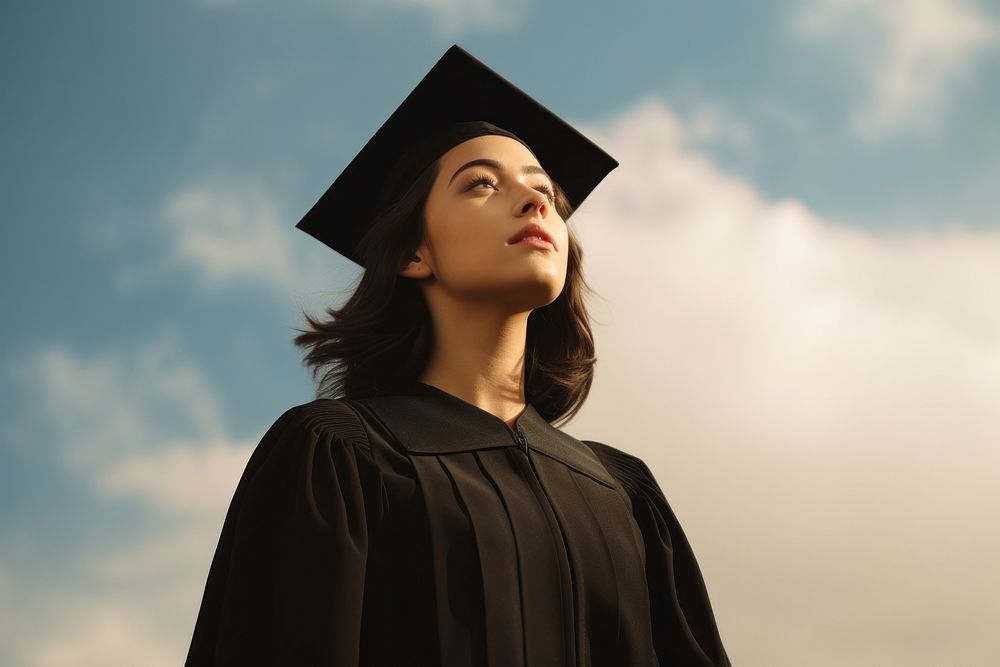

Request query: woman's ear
[{"left": 399, "top": 245, "right": 434, "bottom": 279}]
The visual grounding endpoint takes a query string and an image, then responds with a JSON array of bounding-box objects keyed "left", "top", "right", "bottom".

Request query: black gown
[{"left": 185, "top": 380, "right": 732, "bottom": 666}]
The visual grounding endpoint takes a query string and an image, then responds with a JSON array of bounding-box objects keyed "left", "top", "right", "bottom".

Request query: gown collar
[{"left": 355, "top": 380, "right": 616, "bottom": 488}]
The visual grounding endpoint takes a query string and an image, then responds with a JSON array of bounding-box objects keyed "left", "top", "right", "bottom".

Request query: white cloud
[
  {"left": 133, "top": 175, "right": 356, "bottom": 312},
  {"left": 16, "top": 328, "right": 260, "bottom": 518},
  {"left": 794, "top": 0, "right": 1000, "bottom": 139},
  {"left": 12, "top": 330, "right": 228, "bottom": 475},
  {"left": 389, "top": 0, "right": 529, "bottom": 35},
  {"left": 159, "top": 178, "right": 297, "bottom": 292},
  {"left": 5, "top": 333, "right": 260, "bottom": 666},
  {"left": 333, "top": 0, "right": 530, "bottom": 36},
  {"left": 563, "top": 95, "right": 1000, "bottom": 664},
  {"left": 191, "top": 0, "right": 527, "bottom": 36},
  {"left": 28, "top": 605, "right": 179, "bottom": 667},
  {"left": 97, "top": 438, "right": 253, "bottom": 516},
  {"left": 683, "top": 101, "right": 756, "bottom": 150}
]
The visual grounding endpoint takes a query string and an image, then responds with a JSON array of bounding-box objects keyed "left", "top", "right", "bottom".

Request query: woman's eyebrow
[{"left": 448, "top": 158, "right": 550, "bottom": 186}]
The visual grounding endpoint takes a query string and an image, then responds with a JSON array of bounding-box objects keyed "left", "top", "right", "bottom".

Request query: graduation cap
[{"left": 295, "top": 44, "right": 619, "bottom": 268}]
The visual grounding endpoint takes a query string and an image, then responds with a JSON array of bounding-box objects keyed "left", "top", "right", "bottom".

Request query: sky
[{"left": 2, "top": 0, "right": 999, "bottom": 664}]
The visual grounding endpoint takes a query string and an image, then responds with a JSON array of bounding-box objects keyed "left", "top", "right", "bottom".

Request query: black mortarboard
[{"left": 294, "top": 43, "right": 619, "bottom": 268}]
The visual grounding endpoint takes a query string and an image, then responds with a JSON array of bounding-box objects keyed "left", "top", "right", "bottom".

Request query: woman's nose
[{"left": 517, "top": 190, "right": 548, "bottom": 218}]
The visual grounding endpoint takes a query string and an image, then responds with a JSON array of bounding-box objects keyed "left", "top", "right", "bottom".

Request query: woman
[{"left": 185, "top": 44, "right": 732, "bottom": 666}]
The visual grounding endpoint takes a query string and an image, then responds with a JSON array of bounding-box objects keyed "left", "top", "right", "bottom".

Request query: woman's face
[{"left": 405, "top": 134, "right": 569, "bottom": 312}]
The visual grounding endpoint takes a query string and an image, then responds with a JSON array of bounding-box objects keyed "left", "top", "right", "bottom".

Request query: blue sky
[{"left": 2, "top": 0, "right": 999, "bottom": 664}]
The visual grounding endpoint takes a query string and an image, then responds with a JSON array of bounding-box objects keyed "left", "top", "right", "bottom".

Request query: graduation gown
[{"left": 185, "top": 380, "right": 731, "bottom": 666}]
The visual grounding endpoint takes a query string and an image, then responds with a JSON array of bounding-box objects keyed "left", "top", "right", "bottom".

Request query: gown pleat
[
  {"left": 483, "top": 449, "right": 575, "bottom": 665},
  {"left": 438, "top": 452, "right": 524, "bottom": 665}
]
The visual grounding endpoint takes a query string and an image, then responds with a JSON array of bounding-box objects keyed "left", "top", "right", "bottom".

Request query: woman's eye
[
  {"left": 466, "top": 175, "right": 497, "bottom": 190},
  {"left": 536, "top": 185, "right": 556, "bottom": 202}
]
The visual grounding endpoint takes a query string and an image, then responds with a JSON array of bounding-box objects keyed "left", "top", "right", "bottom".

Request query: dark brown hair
[{"left": 293, "top": 154, "right": 601, "bottom": 427}]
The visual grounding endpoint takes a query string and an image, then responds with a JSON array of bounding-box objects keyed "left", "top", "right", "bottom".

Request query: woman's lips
[
  {"left": 512, "top": 236, "right": 555, "bottom": 251},
  {"left": 508, "top": 222, "right": 556, "bottom": 249}
]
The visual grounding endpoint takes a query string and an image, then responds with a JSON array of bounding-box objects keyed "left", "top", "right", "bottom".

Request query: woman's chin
[
  {"left": 499, "top": 277, "right": 565, "bottom": 311},
  {"left": 443, "top": 266, "right": 566, "bottom": 308}
]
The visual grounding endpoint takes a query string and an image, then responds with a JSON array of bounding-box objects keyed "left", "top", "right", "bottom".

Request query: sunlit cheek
[{"left": 434, "top": 232, "right": 502, "bottom": 284}]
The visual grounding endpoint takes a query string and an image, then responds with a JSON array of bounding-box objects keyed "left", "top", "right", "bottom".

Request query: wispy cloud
[
  {"left": 794, "top": 0, "right": 1000, "bottom": 140},
  {"left": 6, "top": 332, "right": 256, "bottom": 666},
  {"left": 96, "top": 439, "right": 253, "bottom": 517},
  {"left": 114, "top": 174, "right": 353, "bottom": 306},
  {"left": 683, "top": 101, "right": 756, "bottom": 151},
  {"left": 382, "top": 0, "right": 530, "bottom": 36},
  {"left": 159, "top": 178, "right": 297, "bottom": 292},
  {"left": 12, "top": 330, "right": 228, "bottom": 475},
  {"left": 114, "top": 171, "right": 350, "bottom": 305},
  {"left": 191, "top": 0, "right": 529, "bottom": 36},
  {"left": 29, "top": 607, "right": 179, "bottom": 667}
]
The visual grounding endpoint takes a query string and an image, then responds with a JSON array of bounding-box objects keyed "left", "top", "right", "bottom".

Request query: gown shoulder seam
[
  {"left": 579, "top": 439, "right": 657, "bottom": 500},
  {"left": 579, "top": 439, "right": 647, "bottom": 472},
  {"left": 283, "top": 398, "right": 374, "bottom": 460}
]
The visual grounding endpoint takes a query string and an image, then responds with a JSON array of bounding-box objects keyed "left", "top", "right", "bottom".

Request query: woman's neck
[{"left": 417, "top": 304, "right": 529, "bottom": 428}]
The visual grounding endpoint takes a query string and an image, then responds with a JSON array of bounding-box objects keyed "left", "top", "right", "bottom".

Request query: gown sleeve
[
  {"left": 582, "top": 440, "right": 733, "bottom": 667},
  {"left": 185, "top": 400, "right": 375, "bottom": 666}
]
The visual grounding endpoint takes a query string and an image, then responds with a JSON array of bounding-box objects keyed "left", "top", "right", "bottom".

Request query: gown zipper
[{"left": 511, "top": 422, "right": 529, "bottom": 455}]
